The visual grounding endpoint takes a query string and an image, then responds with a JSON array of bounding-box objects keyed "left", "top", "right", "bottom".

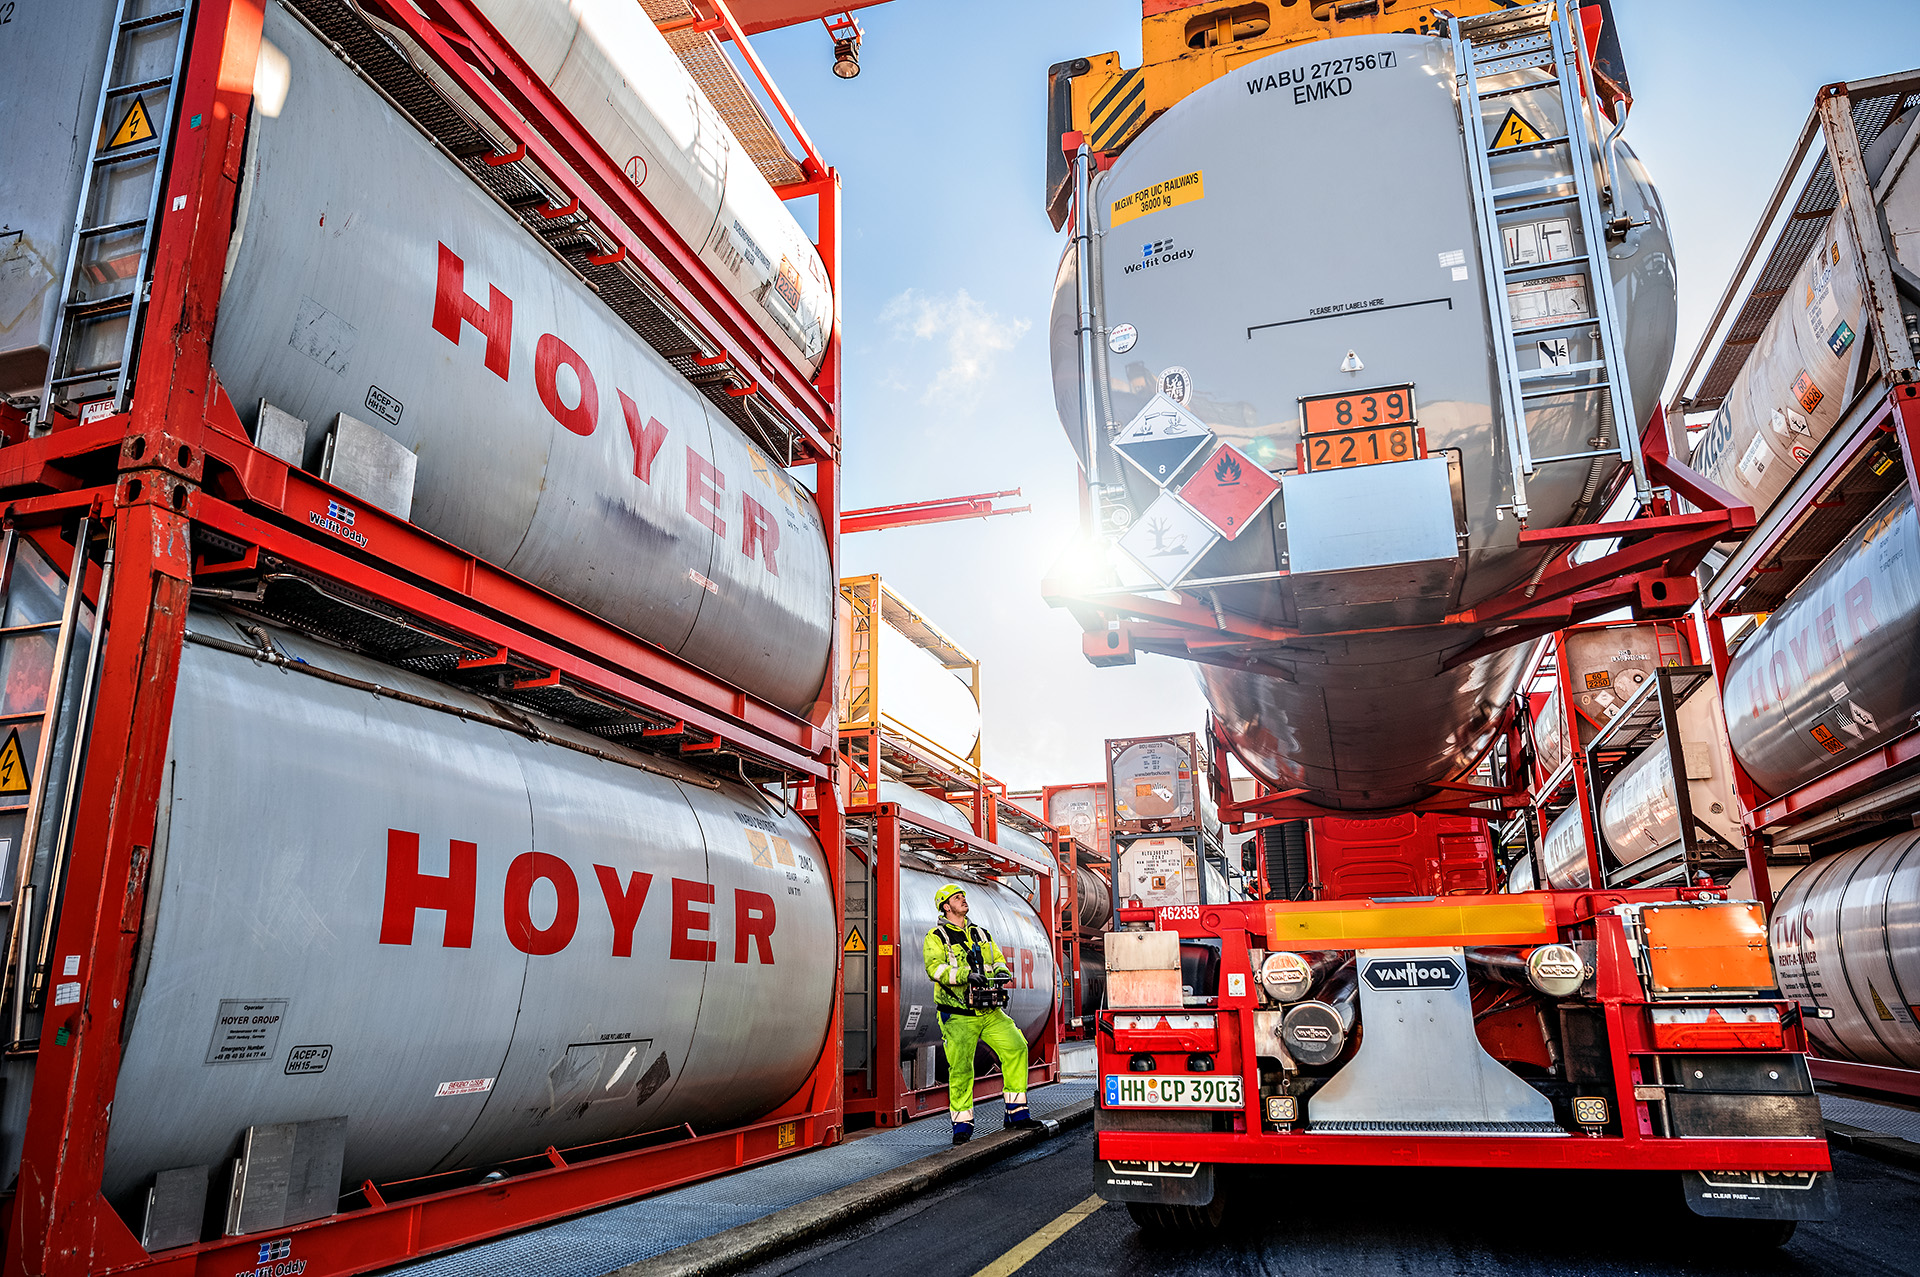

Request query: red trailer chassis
[{"left": 1093, "top": 892, "right": 1832, "bottom": 1223}]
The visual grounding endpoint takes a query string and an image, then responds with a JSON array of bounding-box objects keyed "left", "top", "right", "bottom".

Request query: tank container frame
[
  {"left": 1676, "top": 70, "right": 1920, "bottom": 1100},
  {"left": 0, "top": 0, "right": 850, "bottom": 1272}
]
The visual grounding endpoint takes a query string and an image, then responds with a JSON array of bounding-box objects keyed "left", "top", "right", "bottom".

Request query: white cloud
[{"left": 878, "top": 288, "right": 1030, "bottom": 406}]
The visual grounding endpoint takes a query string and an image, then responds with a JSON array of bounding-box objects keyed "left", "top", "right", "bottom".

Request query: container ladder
[
  {"left": 36, "top": 0, "right": 196, "bottom": 428},
  {"left": 0, "top": 522, "right": 110, "bottom": 1051},
  {"left": 1450, "top": 2, "right": 1651, "bottom": 525}
]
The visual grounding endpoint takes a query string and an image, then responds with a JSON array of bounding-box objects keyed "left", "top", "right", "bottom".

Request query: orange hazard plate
[
  {"left": 1642, "top": 903, "right": 1776, "bottom": 994},
  {"left": 1299, "top": 385, "right": 1422, "bottom": 472}
]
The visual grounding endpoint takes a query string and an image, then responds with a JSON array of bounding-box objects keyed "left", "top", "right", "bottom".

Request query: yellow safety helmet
[{"left": 935, "top": 883, "right": 967, "bottom": 908}]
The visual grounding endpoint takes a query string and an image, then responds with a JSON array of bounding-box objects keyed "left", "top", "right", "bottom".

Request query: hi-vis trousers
[{"left": 939, "top": 1006, "right": 1029, "bottom": 1120}]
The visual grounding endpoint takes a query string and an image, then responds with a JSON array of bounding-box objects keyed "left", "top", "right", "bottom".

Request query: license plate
[
  {"left": 1302, "top": 424, "right": 1423, "bottom": 472},
  {"left": 1103, "top": 1073, "right": 1244, "bottom": 1109}
]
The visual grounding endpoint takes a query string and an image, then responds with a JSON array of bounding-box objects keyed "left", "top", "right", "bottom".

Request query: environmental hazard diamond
[
  {"left": 1176, "top": 442, "right": 1278, "bottom": 541},
  {"left": 1117, "top": 492, "right": 1218, "bottom": 589},
  {"left": 1113, "top": 393, "right": 1213, "bottom": 486}
]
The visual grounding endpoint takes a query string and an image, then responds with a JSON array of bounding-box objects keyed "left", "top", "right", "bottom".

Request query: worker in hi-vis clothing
[{"left": 924, "top": 883, "right": 1044, "bottom": 1143}]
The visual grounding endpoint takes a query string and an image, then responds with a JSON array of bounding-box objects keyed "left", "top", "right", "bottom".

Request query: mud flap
[
  {"left": 1683, "top": 1169, "right": 1838, "bottom": 1220},
  {"left": 1095, "top": 1159, "right": 1213, "bottom": 1205}
]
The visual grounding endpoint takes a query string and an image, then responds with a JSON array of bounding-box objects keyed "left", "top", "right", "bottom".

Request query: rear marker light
[
  {"left": 1649, "top": 1004, "right": 1784, "bottom": 1051},
  {"left": 1265, "top": 1095, "right": 1298, "bottom": 1124},
  {"left": 1128, "top": 1053, "right": 1157, "bottom": 1073},
  {"left": 1187, "top": 1052, "right": 1214, "bottom": 1072},
  {"left": 1571, "top": 1096, "right": 1609, "bottom": 1127}
]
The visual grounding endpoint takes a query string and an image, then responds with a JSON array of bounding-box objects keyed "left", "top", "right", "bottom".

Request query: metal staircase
[
  {"left": 36, "top": 0, "right": 195, "bottom": 427},
  {"left": 1451, "top": 2, "right": 1650, "bottom": 525}
]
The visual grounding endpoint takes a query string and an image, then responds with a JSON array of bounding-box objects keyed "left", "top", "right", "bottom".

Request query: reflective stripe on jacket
[{"left": 923, "top": 921, "right": 1011, "bottom": 1010}]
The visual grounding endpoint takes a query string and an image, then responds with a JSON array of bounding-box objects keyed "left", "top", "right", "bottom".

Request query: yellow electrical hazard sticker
[
  {"left": 1871, "top": 980, "right": 1895, "bottom": 1021},
  {"left": 843, "top": 927, "right": 867, "bottom": 954},
  {"left": 1491, "top": 107, "right": 1545, "bottom": 150},
  {"left": 0, "top": 730, "right": 26, "bottom": 796},
  {"left": 107, "top": 96, "right": 157, "bottom": 150},
  {"left": 1110, "top": 170, "right": 1204, "bottom": 227},
  {"left": 777, "top": 1121, "right": 797, "bottom": 1149}
]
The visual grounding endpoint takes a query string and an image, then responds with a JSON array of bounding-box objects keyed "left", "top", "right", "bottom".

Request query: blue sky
[{"left": 744, "top": 1, "right": 1920, "bottom": 789}]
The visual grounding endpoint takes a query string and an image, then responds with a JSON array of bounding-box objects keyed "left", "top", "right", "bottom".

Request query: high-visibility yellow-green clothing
[
  {"left": 924, "top": 920, "right": 1026, "bottom": 1117},
  {"left": 938, "top": 1003, "right": 1029, "bottom": 1120},
  {"left": 923, "top": 920, "right": 1012, "bottom": 1011}
]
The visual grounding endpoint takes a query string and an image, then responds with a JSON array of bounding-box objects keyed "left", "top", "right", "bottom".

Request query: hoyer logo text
[
  {"left": 378, "top": 829, "right": 780, "bottom": 964},
  {"left": 433, "top": 243, "right": 785, "bottom": 577},
  {"left": 1246, "top": 51, "right": 1396, "bottom": 105}
]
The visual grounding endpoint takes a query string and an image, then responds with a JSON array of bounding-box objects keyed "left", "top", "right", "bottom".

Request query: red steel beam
[
  {"left": 1810, "top": 1055, "right": 1920, "bottom": 1101},
  {"left": 1095, "top": 1130, "right": 1831, "bottom": 1171},
  {"left": 387, "top": 0, "right": 835, "bottom": 452},
  {"left": 842, "top": 489, "right": 1029, "bottom": 534}
]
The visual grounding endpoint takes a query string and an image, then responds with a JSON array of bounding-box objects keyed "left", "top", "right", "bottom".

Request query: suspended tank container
[{"left": 1050, "top": 23, "right": 1676, "bottom": 810}]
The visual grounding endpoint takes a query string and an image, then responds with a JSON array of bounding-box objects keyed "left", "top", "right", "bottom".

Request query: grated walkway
[
  {"left": 1819, "top": 1091, "right": 1920, "bottom": 1142},
  {"left": 391, "top": 1082, "right": 1096, "bottom": 1277}
]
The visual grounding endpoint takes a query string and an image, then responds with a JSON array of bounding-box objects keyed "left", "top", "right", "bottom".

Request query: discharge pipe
[
  {"left": 1280, "top": 960, "right": 1358, "bottom": 1066},
  {"left": 1466, "top": 944, "right": 1587, "bottom": 998}
]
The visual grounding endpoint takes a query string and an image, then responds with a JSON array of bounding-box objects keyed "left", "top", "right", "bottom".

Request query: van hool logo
[{"left": 1362, "top": 957, "right": 1462, "bottom": 991}]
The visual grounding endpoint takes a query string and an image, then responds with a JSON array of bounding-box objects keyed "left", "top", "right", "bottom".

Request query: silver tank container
[
  {"left": 1538, "top": 805, "right": 1594, "bottom": 891},
  {"left": 99, "top": 609, "right": 836, "bottom": 1206},
  {"left": 1723, "top": 488, "right": 1920, "bottom": 797},
  {"left": 0, "top": 0, "right": 118, "bottom": 396},
  {"left": 895, "top": 862, "right": 1056, "bottom": 1058},
  {"left": 1770, "top": 834, "right": 1920, "bottom": 1068},
  {"left": 1050, "top": 34, "right": 1676, "bottom": 809},
  {"left": 210, "top": 7, "right": 831, "bottom": 713},
  {"left": 1067, "top": 866, "right": 1113, "bottom": 931}
]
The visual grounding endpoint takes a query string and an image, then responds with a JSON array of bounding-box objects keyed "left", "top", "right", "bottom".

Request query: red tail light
[
  {"left": 1648, "top": 1005, "right": 1783, "bottom": 1051},
  {"left": 1112, "top": 1013, "right": 1217, "bottom": 1052}
]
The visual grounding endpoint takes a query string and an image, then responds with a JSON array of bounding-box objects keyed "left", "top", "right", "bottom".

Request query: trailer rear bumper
[{"left": 1096, "top": 1130, "right": 1832, "bottom": 1171}]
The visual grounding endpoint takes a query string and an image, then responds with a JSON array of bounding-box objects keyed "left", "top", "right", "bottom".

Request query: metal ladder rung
[
  {"left": 77, "top": 219, "right": 148, "bottom": 240},
  {"left": 1504, "top": 255, "right": 1589, "bottom": 280},
  {"left": 122, "top": 7, "right": 185, "bottom": 30},
  {"left": 104, "top": 76, "right": 172, "bottom": 98},
  {"left": 1490, "top": 177, "right": 1573, "bottom": 199},
  {"left": 1475, "top": 79, "right": 1559, "bottom": 103},
  {"left": 92, "top": 145, "right": 160, "bottom": 168},
  {"left": 1518, "top": 360, "right": 1607, "bottom": 381},
  {"left": 1522, "top": 380, "right": 1610, "bottom": 402},
  {"left": 1506, "top": 316, "right": 1597, "bottom": 340},
  {"left": 1530, "top": 450, "right": 1622, "bottom": 467},
  {"left": 1497, "top": 193, "right": 1582, "bottom": 218},
  {"left": 1480, "top": 51, "right": 1556, "bottom": 76},
  {"left": 1488, "top": 134, "right": 1571, "bottom": 158},
  {"left": 49, "top": 366, "right": 126, "bottom": 389},
  {"left": 64, "top": 295, "right": 134, "bottom": 317},
  {"left": 1456, "top": 4, "right": 1554, "bottom": 34}
]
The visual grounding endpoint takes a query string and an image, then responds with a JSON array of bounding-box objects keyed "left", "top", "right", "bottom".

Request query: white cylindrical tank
[
  {"left": 1770, "top": 834, "right": 1920, "bottom": 1068},
  {"left": 213, "top": 8, "right": 832, "bottom": 714},
  {"left": 400, "top": 0, "right": 833, "bottom": 369},
  {"left": 876, "top": 622, "right": 981, "bottom": 762},
  {"left": 101, "top": 609, "right": 836, "bottom": 1207}
]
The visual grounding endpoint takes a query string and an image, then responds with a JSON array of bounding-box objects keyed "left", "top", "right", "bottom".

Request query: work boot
[
  {"left": 1004, "top": 1103, "right": 1045, "bottom": 1131},
  {"left": 951, "top": 1121, "right": 973, "bottom": 1145}
]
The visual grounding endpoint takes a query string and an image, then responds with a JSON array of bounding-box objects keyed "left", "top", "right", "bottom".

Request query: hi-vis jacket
[{"left": 923, "top": 922, "right": 1012, "bottom": 1011}]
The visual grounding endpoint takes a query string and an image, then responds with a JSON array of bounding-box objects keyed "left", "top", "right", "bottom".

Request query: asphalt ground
[{"left": 732, "top": 1124, "right": 1920, "bottom": 1277}]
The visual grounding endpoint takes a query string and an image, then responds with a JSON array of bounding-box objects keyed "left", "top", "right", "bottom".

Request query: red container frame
[{"left": 0, "top": 1, "right": 850, "bottom": 1272}]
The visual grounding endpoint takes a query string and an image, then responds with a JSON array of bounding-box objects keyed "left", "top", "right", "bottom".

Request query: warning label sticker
[
  {"left": 1490, "top": 107, "right": 1545, "bottom": 149},
  {"left": 106, "top": 96, "right": 157, "bottom": 150},
  {"left": 1508, "top": 274, "right": 1590, "bottom": 330},
  {"left": 1110, "top": 171, "right": 1204, "bottom": 228},
  {"left": 206, "top": 999, "right": 289, "bottom": 1064},
  {"left": 0, "top": 729, "right": 29, "bottom": 797},
  {"left": 434, "top": 1077, "right": 495, "bottom": 1098},
  {"left": 844, "top": 927, "right": 868, "bottom": 954}
]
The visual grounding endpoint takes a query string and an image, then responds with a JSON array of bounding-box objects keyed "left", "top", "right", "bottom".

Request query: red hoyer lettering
[
  {"left": 378, "top": 829, "right": 778, "bottom": 963},
  {"left": 432, "top": 243, "right": 780, "bottom": 576}
]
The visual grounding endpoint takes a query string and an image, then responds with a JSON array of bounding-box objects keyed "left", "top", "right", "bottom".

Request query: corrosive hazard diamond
[
  {"left": 1176, "top": 442, "right": 1279, "bottom": 541},
  {"left": 1112, "top": 393, "right": 1213, "bottom": 486}
]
